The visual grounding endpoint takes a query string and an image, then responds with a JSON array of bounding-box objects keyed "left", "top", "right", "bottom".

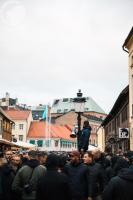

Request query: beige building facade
[
  {"left": 5, "top": 110, "right": 33, "bottom": 142},
  {"left": 97, "top": 127, "right": 105, "bottom": 152},
  {"left": 123, "top": 27, "right": 133, "bottom": 150}
]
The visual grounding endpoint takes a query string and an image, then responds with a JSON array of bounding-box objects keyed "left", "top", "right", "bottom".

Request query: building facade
[
  {"left": 123, "top": 27, "right": 133, "bottom": 150},
  {"left": 0, "top": 108, "right": 13, "bottom": 141},
  {"left": 5, "top": 110, "right": 33, "bottom": 142},
  {"left": 102, "top": 86, "right": 129, "bottom": 153},
  {"left": 0, "top": 92, "right": 18, "bottom": 107},
  {"left": 27, "top": 121, "right": 77, "bottom": 151}
]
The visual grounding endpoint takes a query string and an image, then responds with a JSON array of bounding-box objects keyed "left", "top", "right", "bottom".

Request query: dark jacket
[
  {"left": 113, "top": 158, "right": 130, "bottom": 176},
  {"left": 103, "top": 168, "right": 133, "bottom": 200},
  {"left": 78, "top": 127, "right": 91, "bottom": 151},
  {"left": 87, "top": 162, "right": 106, "bottom": 198},
  {"left": 36, "top": 169, "right": 71, "bottom": 200},
  {"left": 12, "top": 159, "right": 46, "bottom": 200},
  {"left": 0, "top": 163, "right": 16, "bottom": 200},
  {"left": 65, "top": 162, "right": 89, "bottom": 199}
]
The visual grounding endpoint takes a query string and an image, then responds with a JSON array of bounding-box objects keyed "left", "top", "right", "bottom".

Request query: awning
[{"left": 12, "top": 141, "right": 36, "bottom": 149}]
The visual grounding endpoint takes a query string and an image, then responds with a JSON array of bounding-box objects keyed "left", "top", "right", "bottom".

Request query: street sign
[{"left": 119, "top": 128, "right": 129, "bottom": 138}]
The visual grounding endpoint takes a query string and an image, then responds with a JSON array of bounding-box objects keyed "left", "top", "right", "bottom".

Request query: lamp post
[{"left": 70, "top": 89, "right": 86, "bottom": 139}]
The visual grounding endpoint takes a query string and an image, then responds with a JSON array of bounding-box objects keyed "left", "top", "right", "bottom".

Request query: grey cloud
[{"left": 0, "top": 0, "right": 132, "bottom": 113}]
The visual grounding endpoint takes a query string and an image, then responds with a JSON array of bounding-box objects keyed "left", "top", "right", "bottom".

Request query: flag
[{"left": 42, "top": 105, "right": 48, "bottom": 120}]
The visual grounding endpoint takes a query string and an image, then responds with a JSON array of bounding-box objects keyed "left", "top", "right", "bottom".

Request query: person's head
[
  {"left": 28, "top": 150, "right": 38, "bottom": 160},
  {"left": 83, "top": 151, "right": 93, "bottom": 164},
  {"left": 92, "top": 149, "right": 101, "bottom": 160},
  {"left": 11, "top": 155, "right": 21, "bottom": 167},
  {"left": 69, "top": 150, "right": 80, "bottom": 164},
  {"left": 38, "top": 151, "right": 48, "bottom": 165},
  {"left": 45, "top": 153, "right": 59, "bottom": 170},
  {"left": 22, "top": 151, "right": 29, "bottom": 158},
  {"left": 4, "top": 150, "right": 13, "bottom": 162},
  {"left": 83, "top": 120, "right": 90, "bottom": 128},
  {"left": 58, "top": 154, "right": 67, "bottom": 170}
]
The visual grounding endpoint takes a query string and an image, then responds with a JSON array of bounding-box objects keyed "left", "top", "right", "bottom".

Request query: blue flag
[{"left": 42, "top": 105, "right": 48, "bottom": 120}]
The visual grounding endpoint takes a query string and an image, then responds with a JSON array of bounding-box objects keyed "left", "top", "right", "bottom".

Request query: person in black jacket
[
  {"left": 65, "top": 150, "right": 92, "bottom": 200},
  {"left": 36, "top": 153, "right": 71, "bottom": 200},
  {"left": 113, "top": 157, "right": 130, "bottom": 176},
  {"left": 78, "top": 121, "right": 91, "bottom": 152},
  {"left": 0, "top": 160, "right": 16, "bottom": 200},
  {"left": 103, "top": 168, "right": 133, "bottom": 200},
  {"left": 83, "top": 151, "right": 106, "bottom": 200}
]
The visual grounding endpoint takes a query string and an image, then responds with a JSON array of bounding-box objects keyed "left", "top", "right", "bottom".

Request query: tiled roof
[
  {"left": 27, "top": 121, "right": 75, "bottom": 141},
  {"left": 0, "top": 107, "right": 14, "bottom": 122},
  {"left": 5, "top": 110, "right": 31, "bottom": 120}
]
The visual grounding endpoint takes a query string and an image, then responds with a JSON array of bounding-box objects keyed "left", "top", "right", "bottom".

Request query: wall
[
  {"left": 128, "top": 38, "right": 133, "bottom": 150},
  {"left": 12, "top": 120, "right": 27, "bottom": 142}
]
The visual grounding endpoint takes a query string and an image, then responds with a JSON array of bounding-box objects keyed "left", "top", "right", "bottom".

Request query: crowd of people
[{"left": 0, "top": 148, "right": 133, "bottom": 200}]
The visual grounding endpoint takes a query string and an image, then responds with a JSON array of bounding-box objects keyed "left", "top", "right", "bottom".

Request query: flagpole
[
  {"left": 46, "top": 105, "right": 49, "bottom": 151},
  {"left": 48, "top": 106, "right": 51, "bottom": 151}
]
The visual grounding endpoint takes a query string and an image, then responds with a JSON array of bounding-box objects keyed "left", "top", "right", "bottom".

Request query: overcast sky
[{"left": 0, "top": 0, "right": 133, "bottom": 113}]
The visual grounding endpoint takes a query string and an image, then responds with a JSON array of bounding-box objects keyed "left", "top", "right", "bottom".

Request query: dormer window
[
  {"left": 57, "top": 109, "right": 61, "bottom": 113},
  {"left": 63, "top": 98, "right": 69, "bottom": 102}
]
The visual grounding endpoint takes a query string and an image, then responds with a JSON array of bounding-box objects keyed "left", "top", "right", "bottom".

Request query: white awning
[{"left": 12, "top": 141, "right": 36, "bottom": 149}]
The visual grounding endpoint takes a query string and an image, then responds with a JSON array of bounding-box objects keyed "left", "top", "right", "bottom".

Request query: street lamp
[{"left": 70, "top": 89, "right": 86, "bottom": 138}]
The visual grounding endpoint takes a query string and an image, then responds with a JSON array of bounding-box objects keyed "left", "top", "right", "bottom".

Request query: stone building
[
  {"left": 123, "top": 27, "right": 133, "bottom": 150},
  {"left": 101, "top": 86, "right": 129, "bottom": 153}
]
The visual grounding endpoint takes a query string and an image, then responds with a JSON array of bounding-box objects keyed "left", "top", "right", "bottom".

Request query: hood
[
  {"left": 27, "top": 159, "right": 40, "bottom": 168},
  {"left": 118, "top": 168, "right": 133, "bottom": 182},
  {"left": 2, "top": 163, "right": 13, "bottom": 175},
  {"left": 21, "top": 157, "right": 28, "bottom": 164}
]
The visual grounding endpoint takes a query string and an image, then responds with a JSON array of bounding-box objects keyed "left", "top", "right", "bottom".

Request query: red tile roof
[
  {"left": 5, "top": 110, "right": 31, "bottom": 120},
  {"left": 27, "top": 121, "right": 75, "bottom": 141}
]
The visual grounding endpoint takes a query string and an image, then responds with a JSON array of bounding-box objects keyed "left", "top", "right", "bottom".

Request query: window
[
  {"left": 19, "top": 124, "right": 24, "bottom": 130},
  {"left": 57, "top": 109, "right": 61, "bottom": 113},
  {"left": 70, "top": 98, "right": 73, "bottom": 102},
  {"left": 37, "top": 140, "right": 43, "bottom": 147},
  {"left": 105, "top": 126, "right": 108, "bottom": 134},
  {"left": 54, "top": 140, "right": 59, "bottom": 147},
  {"left": 63, "top": 98, "right": 69, "bottom": 102},
  {"left": 19, "top": 135, "right": 23, "bottom": 141},
  {"left": 12, "top": 124, "right": 15, "bottom": 130},
  {"left": 85, "top": 108, "right": 89, "bottom": 111},
  {"left": 64, "top": 109, "right": 68, "bottom": 113},
  {"left": 45, "top": 140, "right": 51, "bottom": 147},
  {"left": 130, "top": 54, "right": 133, "bottom": 67},
  {"left": 30, "top": 140, "right": 35, "bottom": 144},
  {"left": 112, "top": 120, "right": 115, "bottom": 131},
  {"left": 121, "top": 107, "right": 127, "bottom": 122},
  {"left": 117, "top": 115, "right": 120, "bottom": 127},
  {"left": 108, "top": 123, "right": 111, "bottom": 132}
]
